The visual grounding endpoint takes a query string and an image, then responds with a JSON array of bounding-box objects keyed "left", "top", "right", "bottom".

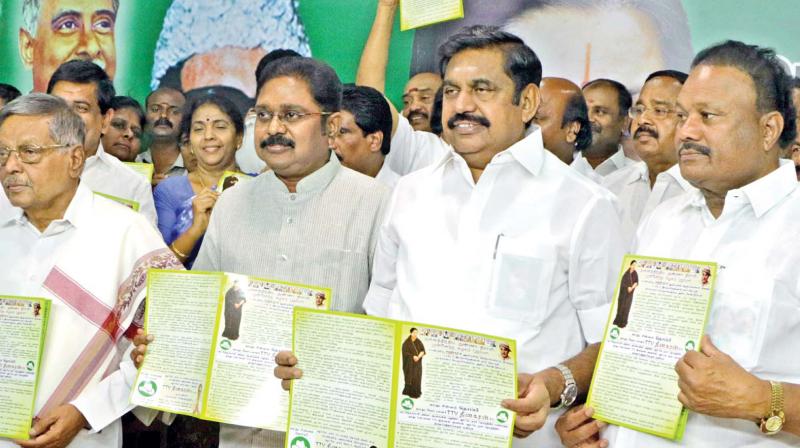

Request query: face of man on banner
[{"left": 18, "top": 0, "right": 118, "bottom": 92}]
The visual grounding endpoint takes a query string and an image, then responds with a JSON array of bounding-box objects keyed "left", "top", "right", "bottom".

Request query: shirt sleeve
[
  {"left": 133, "top": 177, "right": 157, "bottom": 228},
  {"left": 70, "top": 349, "right": 138, "bottom": 433},
  {"left": 386, "top": 116, "right": 449, "bottom": 176},
  {"left": 363, "top": 183, "right": 403, "bottom": 317},
  {"left": 153, "top": 180, "right": 179, "bottom": 244},
  {"left": 567, "top": 194, "right": 626, "bottom": 343}
]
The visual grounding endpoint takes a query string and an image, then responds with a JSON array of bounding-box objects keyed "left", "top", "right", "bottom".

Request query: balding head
[
  {"left": 534, "top": 77, "right": 591, "bottom": 163},
  {"left": 402, "top": 72, "right": 442, "bottom": 132}
]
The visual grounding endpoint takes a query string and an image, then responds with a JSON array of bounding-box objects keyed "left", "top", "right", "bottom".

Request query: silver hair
[
  {"left": 0, "top": 93, "right": 85, "bottom": 148},
  {"left": 21, "top": 0, "right": 120, "bottom": 36},
  {"left": 150, "top": 0, "right": 311, "bottom": 90}
]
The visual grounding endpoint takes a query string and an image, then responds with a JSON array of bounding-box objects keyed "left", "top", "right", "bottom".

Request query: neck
[
  {"left": 150, "top": 139, "right": 180, "bottom": 173},
  {"left": 584, "top": 143, "right": 618, "bottom": 169},
  {"left": 84, "top": 144, "right": 99, "bottom": 158},
  {"left": 643, "top": 156, "right": 676, "bottom": 188},
  {"left": 701, "top": 187, "right": 727, "bottom": 219},
  {"left": 364, "top": 156, "right": 385, "bottom": 178},
  {"left": 276, "top": 153, "right": 329, "bottom": 193},
  {"left": 194, "top": 163, "right": 233, "bottom": 188},
  {"left": 25, "top": 183, "right": 78, "bottom": 232}
]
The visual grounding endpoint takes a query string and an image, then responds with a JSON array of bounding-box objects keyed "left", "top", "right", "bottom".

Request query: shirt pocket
[
  {"left": 706, "top": 266, "right": 774, "bottom": 370},
  {"left": 487, "top": 236, "right": 557, "bottom": 326}
]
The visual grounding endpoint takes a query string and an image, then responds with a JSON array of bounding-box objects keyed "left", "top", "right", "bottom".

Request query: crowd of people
[{"left": 1, "top": 0, "right": 800, "bottom": 447}]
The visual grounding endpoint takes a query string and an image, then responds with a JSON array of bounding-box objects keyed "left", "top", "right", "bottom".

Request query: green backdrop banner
[{"left": 0, "top": 0, "right": 797, "bottom": 107}]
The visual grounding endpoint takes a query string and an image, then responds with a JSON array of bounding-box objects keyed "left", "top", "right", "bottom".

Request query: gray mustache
[{"left": 2, "top": 176, "right": 33, "bottom": 188}]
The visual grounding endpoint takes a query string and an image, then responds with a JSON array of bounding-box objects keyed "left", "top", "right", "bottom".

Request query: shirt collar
[
  {"left": 434, "top": 126, "right": 545, "bottom": 177},
  {"left": 1, "top": 182, "right": 92, "bottom": 230},
  {"left": 660, "top": 163, "right": 695, "bottom": 193},
  {"left": 264, "top": 151, "right": 340, "bottom": 194},
  {"left": 138, "top": 149, "right": 185, "bottom": 169}
]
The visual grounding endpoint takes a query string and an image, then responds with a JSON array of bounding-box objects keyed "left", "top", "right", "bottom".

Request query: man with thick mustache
[
  {"left": 555, "top": 40, "right": 800, "bottom": 448},
  {"left": 136, "top": 87, "right": 187, "bottom": 185},
  {"left": 277, "top": 25, "right": 625, "bottom": 447},
  {"left": 190, "top": 55, "right": 388, "bottom": 447},
  {"left": 602, "top": 70, "right": 696, "bottom": 245}
]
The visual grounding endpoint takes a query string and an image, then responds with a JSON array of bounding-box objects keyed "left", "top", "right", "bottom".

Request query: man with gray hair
[
  {"left": 150, "top": 0, "right": 310, "bottom": 98},
  {"left": 18, "top": 0, "right": 119, "bottom": 92},
  {"left": 0, "top": 93, "right": 181, "bottom": 448}
]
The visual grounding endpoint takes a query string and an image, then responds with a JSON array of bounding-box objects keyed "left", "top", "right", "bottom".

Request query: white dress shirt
[
  {"left": 135, "top": 148, "right": 186, "bottom": 177},
  {"left": 83, "top": 143, "right": 157, "bottom": 226},
  {"left": 602, "top": 162, "right": 696, "bottom": 247},
  {"left": 571, "top": 146, "right": 636, "bottom": 182},
  {"left": 364, "top": 128, "right": 626, "bottom": 447},
  {"left": 605, "top": 161, "right": 800, "bottom": 447},
  {"left": 384, "top": 115, "right": 450, "bottom": 179}
]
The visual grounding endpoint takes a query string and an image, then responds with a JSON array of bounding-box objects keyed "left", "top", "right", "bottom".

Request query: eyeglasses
[
  {"left": 254, "top": 108, "right": 332, "bottom": 125},
  {"left": 110, "top": 118, "right": 143, "bottom": 139},
  {"left": 0, "top": 143, "right": 69, "bottom": 165},
  {"left": 629, "top": 104, "right": 676, "bottom": 120}
]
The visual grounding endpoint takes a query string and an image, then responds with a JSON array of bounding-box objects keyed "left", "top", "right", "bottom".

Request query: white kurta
[
  {"left": 605, "top": 161, "right": 800, "bottom": 447},
  {"left": 83, "top": 143, "right": 157, "bottom": 227},
  {"left": 0, "top": 183, "right": 181, "bottom": 448},
  {"left": 571, "top": 146, "right": 636, "bottom": 182},
  {"left": 364, "top": 128, "right": 626, "bottom": 447}
]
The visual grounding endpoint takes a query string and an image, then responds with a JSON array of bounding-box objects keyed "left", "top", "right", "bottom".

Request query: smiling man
[{"left": 18, "top": 0, "right": 118, "bottom": 92}]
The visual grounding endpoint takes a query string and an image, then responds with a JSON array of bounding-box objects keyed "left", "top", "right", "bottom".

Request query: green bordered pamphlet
[
  {"left": 123, "top": 162, "right": 155, "bottom": 184},
  {"left": 93, "top": 191, "right": 141, "bottom": 212},
  {"left": 399, "top": 0, "right": 464, "bottom": 31},
  {"left": 285, "top": 309, "right": 517, "bottom": 448},
  {"left": 0, "top": 296, "right": 51, "bottom": 440},
  {"left": 586, "top": 255, "right": 717, "bottom": 441},
  {"left": 216, "top": 171, "right": 253, "bottom": 193},
  {"left": 130, "top": 269, "right": 331, "bottom": 431}
]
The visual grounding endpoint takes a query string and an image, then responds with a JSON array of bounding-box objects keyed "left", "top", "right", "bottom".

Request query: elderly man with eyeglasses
[
  {"left": 0, "top": 93, "right": 181, "bottom": 448},
  {"left": 601, "top": 70, "right": 697, "bottom": 246}
]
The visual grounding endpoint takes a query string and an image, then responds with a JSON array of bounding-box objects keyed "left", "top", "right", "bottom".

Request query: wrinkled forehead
[
  {"left": 404, "top": 72, "right": 442, "bottom": 95},
  {"left": 39, "top": 0, "right": 116, "bottom": 22},
  {"left": 0, "top": 114, "right": 53, "bottom": 144}
]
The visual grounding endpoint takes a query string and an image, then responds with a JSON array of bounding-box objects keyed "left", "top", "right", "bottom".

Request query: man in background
[
  {"left": 533, "top": 77, "right": 592, "bottom": 164},
  {"left": 137, "top": 87, "right": 187, "bottom": 185}
]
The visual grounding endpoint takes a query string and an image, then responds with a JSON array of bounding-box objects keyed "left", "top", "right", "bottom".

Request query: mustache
[
  {"left": 407, "top": 110, "right": 429, "bottom": 121},
  {"left": 591, "top": 122, "right": 602, "bottom": 135},
  {"left": 2, "top": 176, "right": 32, "bottom": 188},
  {"left": 634, "top": 125, "right": 658, "bottom": 140},
  {"left": 678, "top": 142, "right": 712, "bottom": 156},
  {"left": 447, "top": 113, "right": 491, "bottom": 129},
  {"left": 260, "top": 134, "right": 296, "bottom": 149},
  {"left": 154, "top": 117, "right": 173, "bottom": 128}
]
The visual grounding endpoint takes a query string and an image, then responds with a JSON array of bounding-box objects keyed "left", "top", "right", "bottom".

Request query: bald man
[
  {"left": 401, "top": 72, "right": 442, "bottom": 132},
  {"left": 533, "top": 77, "right": 592, "bottom": 164}
]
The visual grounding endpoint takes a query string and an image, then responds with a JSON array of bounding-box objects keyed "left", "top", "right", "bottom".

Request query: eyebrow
[
  {"left": 51, "top": 10, "right": 81, "bottom": 28},
  {"left": 255, "top": 103, "right": 309, "bottom": 111},
  {"left": 404, "top": 88, "right": 434, "bottom": 95},
  {"left": 93, "top": 9, "right": 117, "bottom": 20}
]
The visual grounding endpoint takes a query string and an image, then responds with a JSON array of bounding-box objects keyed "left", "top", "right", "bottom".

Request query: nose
[
  {"left": 75, "top": 26, "right": 102, "bottom": 60},
  {"left": 2, "top": 151, "right": 24, "bottom": 174},
  {"left": 266, "top": 114, "right": 287, "bottom": 135},
  {"left": 451, "top": 90, "right": 476, "bottom": 114},
  {"left": 676, "top": 112, "right": 701, "bottom": 143},
  {"left": 203, "top": 124, "right": 215, "bottom": 140}
]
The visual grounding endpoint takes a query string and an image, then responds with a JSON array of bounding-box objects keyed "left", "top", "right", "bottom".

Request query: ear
[
  {"left": 519, "top": 84, "right": 540, "bottom": 125},
  {"left": 621, "top": 115, "right": 632, "bottom": 137},
  {"left": 18, "top": 28, "right": 34, "bottom": 69},
  {"left": 68, "top": 145, "right": 86, "bottom": 178},
  {"left": 326, "top": 112, "right": 341, "bottom": 148},
  {"left": 565, "top": 121, "right": 580, "bottom": 144},
  {"left": 367, "top": 131, "right": 384, "bottom": 154},
  {"left": 234, "top": 132, "right": 243, "bottom": 152},
  {"left": 760, "top": 110, "right": 784, "bottom": 152}
]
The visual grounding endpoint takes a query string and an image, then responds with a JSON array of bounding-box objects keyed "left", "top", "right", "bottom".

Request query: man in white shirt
[
  {"left": 47, "top": 60, "right": 157, "bottom": 226},
  {"left": 0, "top": 93, "right": 181, "bottom": 448},
  {"left": 555, "top": 40, "right": 800, "bottom": 447},
  {"left": 602, "top": 70, "right": 695, "bottom": 244},
  {"left": 572, "top": 79, "right": 636, "bottom": 180},
  {"left": 533, "top": 77, "right": 592, "bottom": 165},
  {"left": 276, "top": 25, "right": 625, "bottom": 447}
]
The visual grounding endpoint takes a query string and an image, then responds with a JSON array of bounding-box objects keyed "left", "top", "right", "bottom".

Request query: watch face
[
  {"left": 563, "top": 384, "right": 578, "bottom": 405},
  {"left": 765, "top": 415, "right": 784, "bottom": 432}
]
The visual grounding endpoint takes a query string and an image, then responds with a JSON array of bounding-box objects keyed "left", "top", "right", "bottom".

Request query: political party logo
[
  {"left": 609, "top": 327, "right": 620, "bottom": 340},
  {"left": 496, "top": 410, "right": 509, "bottom": 423},
  {"left": 289, "top": 436, "right": 311, "bottom": 448},
  {"left": 26, "top": 361, "right": 35, "bottom": 371},
  {"left": 220, "top": 339, "right": 232, "bottom": 351},
  {"left": 138, "top": 380, "right": 158, "bottom": 397},
  {"left": 400, "top": 397, "right": 414, "bottom": 410},
  {"left": 685, "top": 340, "right": 696, "bottom": 352}
]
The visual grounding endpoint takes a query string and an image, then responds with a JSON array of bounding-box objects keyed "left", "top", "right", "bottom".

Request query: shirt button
[
  {"left": 280, "top": 254, "right": 288, "bottom": 262},
  {"left": 289, "top": 194, "right": 296, "bottom": 201},
  {"left": 287, "top": 217, "right": 293, "bottom": 224}
]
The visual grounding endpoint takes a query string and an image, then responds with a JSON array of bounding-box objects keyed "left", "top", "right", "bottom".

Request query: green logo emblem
[
  {"left": 400, "top": 397, "right": 414, "bottom": 410},
  {"left": 289, "top": 436, "right": 311, "bottom": 448},
  {"left": 609, "top": 327, "right": 620, "bottom": 340},
  {"left": 137, "top": 380, "right": 157, "bottom": 397},
  {"left": 220, "top": 339, "right": 232, "bottom": 351},
  {"left": 26, "top": 361, "right": 35, "bottom": 371},
  {"left": 685, "top": 340, "right": 696, "bottom": 351},
  {"left": 496, "top": 410, "right": 509, "bottom": 423}
]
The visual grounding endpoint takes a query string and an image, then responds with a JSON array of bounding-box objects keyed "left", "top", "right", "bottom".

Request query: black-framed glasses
[
  {"left": 254, "top": 108, "right": 332, "bottom": 125},
  {"left": 0, "top": 143, "right": 69, "bottom": 165},
  {"left": 629, "top": 104, "right": 676, "bottom": 120}
]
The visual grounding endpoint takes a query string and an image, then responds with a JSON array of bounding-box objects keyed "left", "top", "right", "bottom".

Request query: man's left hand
[
  {"left": 15, "top": 404, "right": 87, "bottom": 448},
  {"left": 675, "top": 335, "right": 770, "bottom": 421},
  {"left": 501, "top": 373, "right": 551, "bottom": 438}
]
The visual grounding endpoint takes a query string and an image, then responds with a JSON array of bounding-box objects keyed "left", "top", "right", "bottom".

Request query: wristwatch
[
  {"left": 552, "top": 364, "right": 578, "bottom": 410},
  {"left": 759, "top": 381, "right": 785, "bottom": 435}
]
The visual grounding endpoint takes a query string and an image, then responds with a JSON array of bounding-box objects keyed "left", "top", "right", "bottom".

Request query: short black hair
[
  {"left": 438, "top": 25, "right": 542, "bottom": 104},
  {"left": 0, "top": 83, "right": 22, "bottom": 104},
  {"left": 341, "top": 85, "right": 392, "bottom": 155},
  {"left": 46, "top": 60, "right": 115, "bottom": 114},
  {"left": 145, "top": 87, "right": 185, "bottom": 108},
  {"left": 110, "top": 96, "right": 145, "bottom": 128},
  {"left": 255, "top": 49, "right": 302, "bottom": 85},
  {"left": 561, "top": 92, "right": 592, "bottom": 152},
  {"left": 430, "top": 86, "right": 444, "bottom": 136},
  {"left": 410, "top": 327, "right": 418, "bottom": 334},
  {"left": 692, "top": 40, "right": 797, "bottom": 147},
  {"left": 792, "top": 77, "right": 800, "bottom": 91},
  {"left": 583, "top": 78, "right": 632, "bottom": 117},
  {"left": 257, "top": 56, "right": 342, "bottom": 116},
  {"left": 180, "top": 93, "right": 244, "bottom": 139},
  {"left": 645, "top": 70, "right": 688, "bottom": 85}
]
